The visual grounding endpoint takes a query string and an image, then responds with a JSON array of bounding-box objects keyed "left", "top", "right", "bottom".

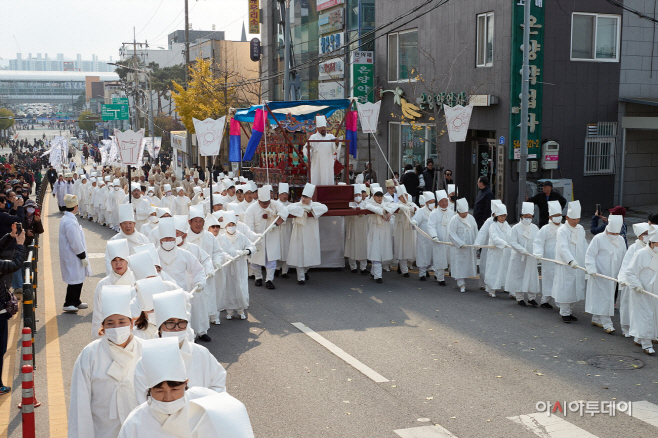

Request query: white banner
[
  {"left": 141, "top": 137, "right": 162, "bottom": 159},
  {"left": 443, "top": 104, "right": 474, "bottom": 143},
  {"left": 356, "top": 101, "right": 381, "bottom": 134},
  {"left": 193, "top": 117, "right": 226, "bottom": 157},
  {"left": 114, "top": 129, "right": 145, "bottom": 165}
]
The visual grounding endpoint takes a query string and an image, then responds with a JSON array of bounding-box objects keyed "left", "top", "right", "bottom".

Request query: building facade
[{"left": 7, "top": 53, "right": 114, "bottom": 72}]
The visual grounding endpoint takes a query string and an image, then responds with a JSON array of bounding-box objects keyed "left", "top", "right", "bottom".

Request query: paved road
[{"left": 2, "top": 163, "right": 658, "bottom": 437}]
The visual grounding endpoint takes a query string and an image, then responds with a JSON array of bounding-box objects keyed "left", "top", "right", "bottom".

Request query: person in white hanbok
[
  {"left": 132, "top": 277, "right": 171, "bottom": 340},
  {"left": 244, "top": 187, "right": 288, "bottom": 289},
  {"left": 365, "top": 187, "right": 397, "bottom": 282},
  {"left": 59, "top": 194, "right": 91, "bottom": 312},
  {"left": 94, "top": 180, "right": 107, "bottom": 225},
  {"left": 392, "top": 185, "right": 417, "bottom": 277},
  {"left": 411, "top": 193, "right": 435, "bottom": 280},
  {"left": 552, "top": 201, "right": 589, "bottom": 323},
  {"left": 506, "top": 202, "right": 540, "bottom": 306},
  {"left": 69, "top": 287, "right": 142, "bottom": 438},
  {"left": 148, "top": 208, "right": 173, "bottom": 247},
  {"left": 140, "top": 206, "right": 159, "bottom": 236},
  {"left": 217, "top": 212, "right": 255, "bottom": 318},
  {"left": 625, "top": 226, "right": 658, "bottom": 354},
  {"left": 275, "top": 183, "right": 293, "bottom": 278},
  {"left": 585, "top": 214, "right": 627, "bottom": 333},
  {"left": 91, "top": 239, "right": 135, "bottom": 339},
  {"left": 77, "top": 175, "right": 88, "bottom": 217},
  {"left": 305, "top": 115, "right": 339, "bottom": 185},
  {"left": 484, "top": 203, "right": 512, "bottom": 298},
  {"left": 125, "top": 183, "right": 153, "bottom": 231},
  {"left": 160, "top": 184, "right": 175, "bottom": 211},
  {"left": 104, "top": 204, "right": 151, "bottom": 275},
  {"left": 474, "top": 199, "right": 502, "bottom": 289},
  {"left": 617, "top": 223, "right": 651, "bottom": 337},
  {"left": 286, "top": 184, "right": 329, "bottom": 284},
  {"left": 53, "top": 174, "right": 67, "bottom": 211},
  {"left": 532, "top": 201, "right": 563, "bottom": 308},
  {"left": 119, "top": 337, "right": 253, "bottom": 438},
  {"left": 447, "top": 198, "right": 478, "bottom": 293},
  {"left": 345, "top": 184, "right": 369, "bottom": 274},
  {"left": 427, "top": 190, "right": 453, "bottom": 286},
  {"left": 86, "top": 178, "right": 98, "bottom": 221},
  {"left": 172, "top": 186, "right": 191, "bottom": 216},
  {"left": 146, "top": 187, "right": 161, "bottom": 208}
]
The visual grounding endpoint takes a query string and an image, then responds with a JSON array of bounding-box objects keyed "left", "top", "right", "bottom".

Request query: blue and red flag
[
  {"left": 345, "top": 110, "right": 358, "bottom": 158},
  {"left": 229, "top": 118, "right": 242, "bottom": 162},
  {"left": 242, "top": 108, "right": 266, "bottom": 162}
]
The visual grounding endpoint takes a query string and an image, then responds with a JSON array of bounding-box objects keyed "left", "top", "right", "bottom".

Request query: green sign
[
  {"left": 508, "top": 1, "right": 544, "bottom": 160},
  {"left": 112, "top": 97, "right": 129, "bottom": 105},
  {"left": 350, "top": 51, "right": 374, "bottom": 103},
  {"left": 101, "top": 104, "right": 130, "bottom": 121}
]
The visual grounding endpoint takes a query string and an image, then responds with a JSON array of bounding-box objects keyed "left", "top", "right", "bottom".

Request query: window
[
  {"left": 389, "top": 122, "right": 436, "bottom": 175},
  {"left": 387, "top": 30, "right": 418, "bottom": 82},
  {"left": 476, "top": 12, "right": 494, "bottom": 67},
  {"left": 571, "top": 13, "right": 620, "bottom": 61},
  {"left": 584, "top": 137, "right": 616, "bottom": 175}
]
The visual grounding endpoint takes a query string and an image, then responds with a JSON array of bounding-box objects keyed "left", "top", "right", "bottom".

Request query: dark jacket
[
  {"left": 0, "top": 234, "right": 25, "bottom": 306},
  {"left": 591, "top": 215, "right": 628, "bottom": 247},
  {"left": 46, "top": 168, "right": 58, "bottom": 183},
  {"left": 400, "top": 170, "right": 420, "bottom": 199},
  {"left": 422, "top": 167, "right": 435, "bottom": 192},
  {"left": 528, "top": 190, "right": 567, "bottom": 227},
  {"left": 473, "top": 186, "right": 495, "bottom": 229}
]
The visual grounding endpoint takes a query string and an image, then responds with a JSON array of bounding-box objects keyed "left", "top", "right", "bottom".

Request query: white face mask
[
  {"left": 148, "top": 216, "right": 158, "bottom": 223},
  {"left": 354, "top": 196, "right": 362, "bottom": 203},
  {"left": 161, "top": 240, "right": 176, "bottom": 251},
  {"left": 551, "top": 216, "right": 562, "bottom": 224},
  {"left": 146, "top": 313, "right": 156, "bottom": 324},
  {"left": 26, "top": 207, "right": 35, "bottom": 214},
  {"left": 641, "top": 235, "right": 649, "bottom": 244},
  {"left": 652, "top": 245, "right": 658, "bottom": 254},
  {"left": 149, "top": 396, "right": 186, "bottom": 415},
  {"left": 522, "top": 218, "right": 532, "bottom": 226},
  {"left": 226, "top": 226, "right": 237, "bottom": 235},
  {"left": 104, "top": 325, "right": 132, "bottom": 345},
  {"left": 175, "top": 236, "right": 183, "bottom": 245},
  {"left": 427, "top": 203, "right": 435, "bottom": 210},
  {"left": 166, "top": 191, "right": 172, "bottom": 196},
  {"left": 606, "top": 232, "right": 618, "bottom": 241},
  {"left": 161, "top": 329, "right": 187, "bottom": 343},
  {"left": 115, "top": 187, "right": 121, "bottom": 191}
]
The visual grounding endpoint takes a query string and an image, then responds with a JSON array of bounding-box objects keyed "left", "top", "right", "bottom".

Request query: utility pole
[
  {"left": 280, "top": 0, "right": 291, "bottom": 100},
  {"left": 184, "top": 0, "right": 193, "bottom": 170},
  {"left": 517, "top": 0, "right": 531, "bottom": 218},
  {"left": 148, "top": 70, "right": 155, "bottom": 163},
  {"left": 121, "top": 30, "right": 147, "bottom": 131}
]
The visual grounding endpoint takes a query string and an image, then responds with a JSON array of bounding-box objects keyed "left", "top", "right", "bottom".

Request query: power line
[
  {"left": 605, "top": 0, "right": 658, "bottom": 24},
  {"left": 135, "top": 0, "right": 166, "bottom": 38}
]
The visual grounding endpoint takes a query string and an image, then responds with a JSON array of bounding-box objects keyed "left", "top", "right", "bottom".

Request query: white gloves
[
  {"left": 619, "top": 281, "right": 628, "bottom": 288},
  {"left": 410, "top": 220, "right": 418, "bottom": 227},
  {"left": 206, "top": 270, "right": 215, "bottom": 279},
  {"left": 568, "top": 260, "right": 579, "bottom": 270},
  {"left": 192, "top": 283, "right": 204, "bottom": 294},
  {"left": 240, "top": 249, "right": 250, "bottom": 256},
  {"left": 432, "top": 237, "right": 440, "bottom": 243},
  {"left": 533, "top": 254, "right": 542, "bottom": 260},
  {"left": 587, "top": 270, "right": 597, "bottom": 278},
  {"left": 214, "top": 262, "right": 224, "bottom": 271},
  {"left": 81, "top": 258, "right": 89, "bottom": 268}
]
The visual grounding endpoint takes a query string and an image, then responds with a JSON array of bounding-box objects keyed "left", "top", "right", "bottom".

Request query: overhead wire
[{"left": 135, "top": 0, "right": 166, "bottom": 38}]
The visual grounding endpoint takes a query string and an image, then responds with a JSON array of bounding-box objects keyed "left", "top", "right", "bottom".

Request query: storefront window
[{"left": 390, "top": 122, "right": 435, "bottom": 174}]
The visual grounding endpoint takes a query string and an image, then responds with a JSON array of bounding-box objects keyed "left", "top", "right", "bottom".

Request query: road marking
[
  {"left": 43, "top": 195, "right": 68, "bottom": 437},
  {"left": 508, "top": 413, "right": 598, "bottom": 437},
  {"left": 351, "top": 288, "right": 363, "bottom": 294},
  {"left": 0, "top": 302, "right": 22, "bottom": 438},
  {"left": 291, "top": 322, "right": 389, "bottom": 383},
  {"left": 394, "top": 425, "right": 458, "bottom": 437},
  {"left": 623, "top": 400, "right": 658, "bottom": 427},
  {"left": 370, "top": 296, "right": 383, "bottom": 304}
]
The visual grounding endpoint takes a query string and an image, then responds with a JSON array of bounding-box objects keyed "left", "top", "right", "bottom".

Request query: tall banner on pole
[
  {"left": 141, "top": 137, "right": 162, "bottom": 159},
  {"left": 193, "top": 117, "right": 227, "bottom": 157},
  {"left": 114, "top": 129, "right": 145, "bottom": 165},
  {"left": 356, "top": 101, "right": 381, "bottom": 134},
  {"left": 443, "top": 104, "right": 474, "bottom": 143}
]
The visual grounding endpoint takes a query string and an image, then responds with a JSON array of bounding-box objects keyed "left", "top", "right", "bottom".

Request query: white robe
[
  {"left": 69, "top": 336, "right": 143, "bottom": 438},
  {"left": 447, "top": 214, "right": 478, "bottom": 279},
  {"left": 485, "top": 220, "right": 512, "bottom": 290},
  {"left": 552, "top": 223, "right": 588, "bottom": 304},
  {"left": 286, "top": 201, "right": 329, "bottom": 267},
  {"left": 533, "top": 221, "right": 560, "bottom": 297},
  {"left": 243, "top": 201, "right": 289, "bottom": 265},
  {"left": 140, "top": 221, "right": 158, "bottom": 237},
  {"left": 91, "top": 270, "right": 136, "bottom": 340},
  {"left": 161, "top": 194, "right": 176, "bottom": 211},
  {"left": 412, "top": 207, "right": 433, "bottom": 268},
  {"left": 505, "top": 222, "right": 540, "bottom": 294},
  {"left": 365, "top": 201, "right": 396, "bottom": 262},
  {"left": 305, "top": 132, "right": 339, "bottom": 185},
  {"left": 585, "top": 233, "right": 626, "bottom": 316},
  {"left": 625, "top": 246, "right": 658, "bottom": 341},
  {"left": 187, "top": 229, "right": 228, "bottom": 319},
  {"left": 618, "top": 239, "right": 646, "bottom": 330},
  {"left": 105, "top": 230, "right": 151, "bottom": 275},
  {"left": 109, "top": 189, "right": 124, "bottom": 226},
  {"left": 344, "top": 202, "right": 368, "bottom": 261},
  {"left": 427, "top": 207, "right": 454, "bottom": 270},
  {"left": 59, "top": 211, "right": 92, "bottom": 285},
  {"left": 474, "top": 216, "right": 495, "bottom": 284},
  {"left": 277, "top": 201, "right": 294, "bottom": 263},
  {"left": 127, "top": 196, "right": 152, "bottom": 230},
  {"left": 393, "top": 203, "right": 417, "bottom": 261},
  {"left": 173, "top": 195, "right": 191, "bottom": 215},
  {"left": 217, "top": 232, "right": 255, "bottom": 311},
  {"left": 133, "top": 339, "right": 227, "bottom": 404},
  {"left": 54, "top": 180, "right": 68, "bottom": 206},
  {"left": 179, "top": 241, "right": 214, "bottom": 336}
]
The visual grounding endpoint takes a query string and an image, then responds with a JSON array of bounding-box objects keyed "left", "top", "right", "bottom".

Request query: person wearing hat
[
  {"left": 104, "top": 204, "right": 151, "bottom": 275},
  {"left": 69, "top": 286, "right": 142, "bottom": 438},
  {"left": 120, "top": 337, "right": 251, "bottom": 438},
  {"left": 584, "top": 214, "right": 626, "bottom": 334},
  {"left": 427, "top": 190, "right": 453, "bottom": 286},
  {"left": 140, "top": 206, "right": 159, "bottom": 236},
  {"left": 126, "top": 183, "right": 153, "bottom": 231},
  {"left": 205, "top": 214, "right": 222, "bottom": 237},
  {"left": 410, "top": 192, "right": 435, "bottom": 280},
  {"left": 186, "top": 205, "right": 229, "bottom": 325},
  {"left": 474, "top": 199, "right": 502, "bottom": 290},
  {"left": 132, "top": 277, "right": 170, "bottom": 340},
  {"left": 506, "top": 202, "right": 541, "bottom": 306},
  {"left": 133, "top": 290, "right": 227, "bottom": 404},
  {"left": 161, "top": 184, "right": 175, "bottom": 211},
  {"left": 591, "top": 205, "right": 628, "bottom": 247},
  {"left": 85, "top": 177, "right": 97, "bottom": 221},
  {"left": 345, "top": 184, "right": 369, "bottom": 274},
  {"left": 59, "top": 194, "right": 91, "bottom": 312},
  {"left": 92, "top": 239, "right": 135, "bottom": 339},
  {"left": 484, "top": 203, "right": 512, "bottom": 298},
  {"left": 625, "top": 226, "right": 658, "bottom": 354},
  {"left": 234, "top": 182, "right": 257, "bottom": 223},
  {"left": 172, "top": 186, "right": 192, "bottom": 216},
  {"left": 90, "top": 178, "right": 102, "bottom": 224},
  {"left": 385, "top": 179, "right": 399, "bottom": 203},
  {"left": 447, "top": 198, "right": 478, "bottom": 293},
  {"left": 365, "top": 185, "right": 397, "bottom": 283},
  {"left": 96, "top": 178, "right": 110, "bottom": 226},
  {"left": 286, "top": 184, "right": 329, "bottom": 285},
  {"left": 618, "top": 222, "right": 651, "bottom": 337},
  {"left": 107, "top": 179, "right": 122, "bottom": 232},
  {"left": 76, "top": 173, "right": 89, "bottom": 218},
  {"left": 147, "top": 183, "right": 161, "bottom": 207},
  {"left": 532, "top": 200, "right": 564, "bottom": 309},
  {"left": 392, "top": 186, "right": 416, "bottom": 277},
  {"left": 147, "top": 208, "right": 173, "bottom": 247},
  {"left": 132, "top": 245, "right": 181, "bottom": 287},
  {"left": 527, "top": 180, "right": 567, "bottom": 227},
  {"left": 552, "top": 200, "right": 589, "bottom": 323},
  {"left": 53, "top": 173, "right": 68, "bottom": 212},
  {"left": 191, "top": 187, "right": 203, "bottom": 206},
  {"left": 244, "top": 187, "right": 288, "bottom": 289},
  {"left": 156, "top": 217, "right": 209, "bottom": 341},
  {"left": 217, "top": 212, "right": 255, "bottom": 319},
  {"left": 305, "top": 115, "right": 340, "bottom": 185}
]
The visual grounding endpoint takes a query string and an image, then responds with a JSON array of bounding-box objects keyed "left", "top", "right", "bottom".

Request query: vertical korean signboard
[
  {"left": 350, "top": 51, "right": 374, "bottom": 103},
  {"left": 509, "top": 0, "right": 544, "bottom": 160},
  {"left": 249, "top": 0, "right": 260, "bottom": 34}
]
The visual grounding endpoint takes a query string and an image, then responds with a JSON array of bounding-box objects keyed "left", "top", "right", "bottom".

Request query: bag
[
  {"left": 333, "top": 159, "right": 345, "bottom": 175},
  {"left": 4, "top": 291, "right": 18, "bottom": 318}
]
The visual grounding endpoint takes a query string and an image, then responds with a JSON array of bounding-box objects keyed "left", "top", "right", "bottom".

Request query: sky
[{"left": 0, "top": 0, "right": 253, "bottom": 64}]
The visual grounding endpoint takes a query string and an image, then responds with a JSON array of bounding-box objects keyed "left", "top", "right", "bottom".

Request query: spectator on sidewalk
[
  {"left": 422, "top": 159, "right": 436, "bottom": 192},
  {"left": 400, "top": 164, "right": 419, "bottom": 201},
  {"left": 591, "top": 205, "right": 627, "bottom": 247},
  {"left": 473, "top": 176, "right": 495, "bottom": 229},
  {"left": 527, "top": 181, "right": 567, "bottom": 227}
]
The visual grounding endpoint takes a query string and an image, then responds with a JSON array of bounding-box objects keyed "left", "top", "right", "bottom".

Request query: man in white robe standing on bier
[{"left": 305, "top": 115, "right": 339, "bottom": 185}]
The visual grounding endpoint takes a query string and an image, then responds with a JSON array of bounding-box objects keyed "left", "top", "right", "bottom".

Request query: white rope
[{"left": 213, "top": 216, "right": 280, "bottom": 272}]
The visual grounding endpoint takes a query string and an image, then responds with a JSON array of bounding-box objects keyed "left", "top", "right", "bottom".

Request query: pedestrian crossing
[{"left": 393, "top": 401, "right": 658, "bottom": 438}]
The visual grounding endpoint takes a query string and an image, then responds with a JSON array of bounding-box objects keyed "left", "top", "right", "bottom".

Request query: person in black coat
[
  {"left": 527, "top": 181, "right": 567, "bottom": 227},
  {"left": 422, "top": 159, "right": 436, "bottom": 192},
  {"left": 46, "top": 165, "right": 58, "bottom": 191},
  {"left": 400, "top": 164, "right": 420, "bottom": 200},
  {"left": 473, "top": 176, "right": 495, "bottom": 229}
]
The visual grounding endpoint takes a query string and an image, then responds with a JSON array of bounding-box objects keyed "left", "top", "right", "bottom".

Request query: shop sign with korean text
[
  {"left": 350, "top": 51, "right": 374, "bottom": 103},
  {"left": 319, "top": 7, "right": 344, "bottom": 34},
  {"left": 319, "top": 58, "right": 344, "bottom": 80},
  {"left": 249, "top": 0, "right": 260, "bottom": 34},
  {"left": 317, "top": 0, "right": 344, "bottom": 12},
  {"left": 508, "top": 0, "right": 544, "bottom": 160},
  {"left": 319, "top": 81, "right": 345, "bottom": 99},
  {"left": 319, "top": 31, "right": 344, "bottom": 55}
]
